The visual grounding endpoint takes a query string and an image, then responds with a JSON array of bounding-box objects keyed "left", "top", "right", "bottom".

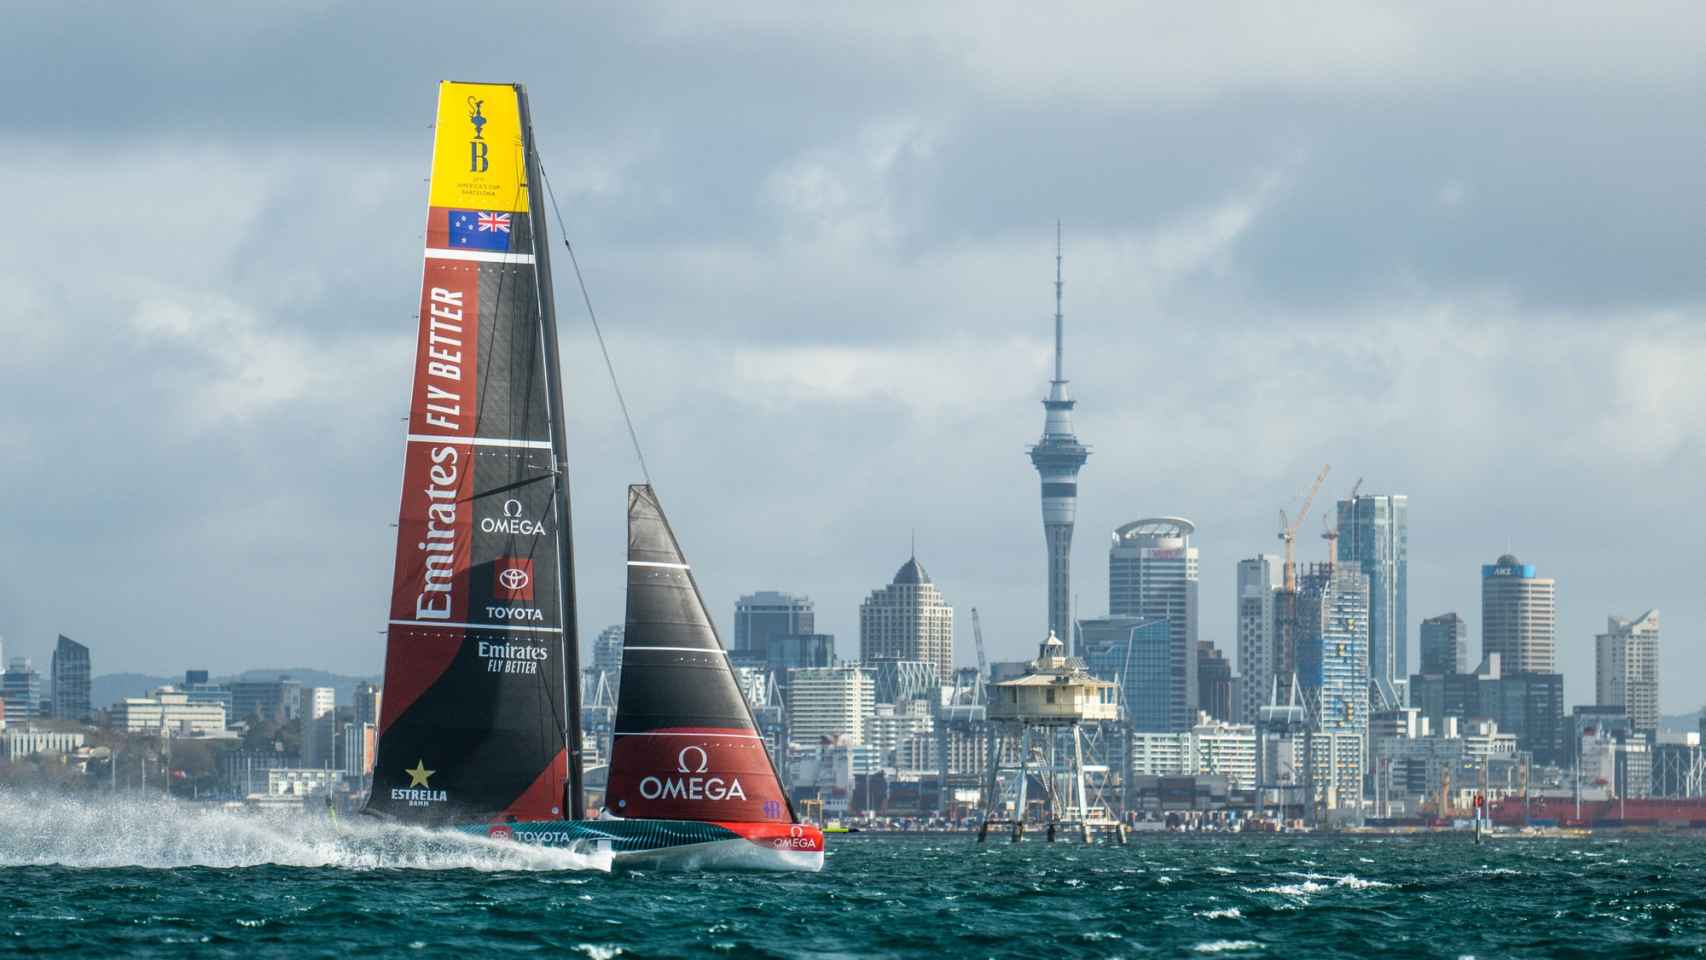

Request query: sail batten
[{"left": 368, "top": 81, "right": 574, "bottom": 825}]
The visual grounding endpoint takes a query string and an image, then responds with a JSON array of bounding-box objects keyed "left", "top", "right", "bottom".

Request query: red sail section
[{"left": 606, "top": 727, "right": 791, "bottom": 823}]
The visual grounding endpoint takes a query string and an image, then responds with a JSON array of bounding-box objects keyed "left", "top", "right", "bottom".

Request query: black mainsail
[{"left": 368, "top": 81, "right": 581, "bottom": 824}]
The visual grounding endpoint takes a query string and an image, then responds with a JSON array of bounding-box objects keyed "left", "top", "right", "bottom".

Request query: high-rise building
[
  {"left": 1236, "top": 555, "right": 1280, "bottom": 724},
  {"left": 1197, "top": 641, "right": 1233, "bottom": 722},
  {"left": 49, "top": 635, "right": 91, "bottom": 723},
  {"left": 1292, "top": 563, "right": 1371, "bottom": 733},
  {"left": 766, "top": 633, "right": 836, "bottom": 678},
  {"left": 1596, "top": 610, "right": 1660, "bottom": 735},
  {"left": 1079, "top": 616, "right": 1173, "bottom": 732},
  {"left": 302, "top": 687, "right": 336, "bottom": 769},
  {"left": 859, "top": 557, "right": 954, "bottom": 683},
  {"left": 1336, "top": 494, "right": 1408, "bottom": 698},
  {"left": 786, "top": 665, "right": 875, "bottom": 746},
  {"left": 353, "top": 681, "right": 382, "bottom": 728},
  {"left": 1109, "top": 518, "right": 1199, "bottom": 729},
  {"left": 1, "top": 658, "right": 43, "bottom": 725},
  {"left": 733, "top": 592, "right": 814, "bottom": 656},
  {"left": 1481, "top": 554, "right": 1556, "bottom": 673},
  {"left": 591, "top": 624, "right": 625, "bottom": 678},
  {"left": 1419, "top": 613, "right": 1469, "bottom": 676},
  {"left": 1028, "top": 226, "right": 1089, "bottom": 641}
]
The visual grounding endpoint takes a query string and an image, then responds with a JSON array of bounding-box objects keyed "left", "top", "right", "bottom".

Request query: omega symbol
[{"left": 677, "top": 745, "right": 709, "bottom": 774}]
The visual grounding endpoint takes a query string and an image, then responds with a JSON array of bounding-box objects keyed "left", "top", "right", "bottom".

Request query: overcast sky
[{"left": 1, "top": 2, "right": 1701, "bottom": 713}]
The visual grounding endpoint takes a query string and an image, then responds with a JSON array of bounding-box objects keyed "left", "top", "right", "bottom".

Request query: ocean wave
[
  {"left": 1198, "top": 908, "right": 1244, "bottom": 919},
  {"left": 0, "top": 792, "right": 611, "bottom": 872},
  {"left": 1193, "top": 939, "right": 1263, "bottom": 953}
]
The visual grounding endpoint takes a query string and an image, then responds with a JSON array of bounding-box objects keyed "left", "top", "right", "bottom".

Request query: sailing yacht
[{"left": 365, "top": 81, "right": 823, "bottom": 871}]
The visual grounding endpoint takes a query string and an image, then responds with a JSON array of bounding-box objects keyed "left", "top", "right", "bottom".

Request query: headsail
[
  {"left": 605, "top": 485, "right": 793, "bottom": 824},
  {"left": 368, "top": 81, "right": 578, "bottom": 824}
]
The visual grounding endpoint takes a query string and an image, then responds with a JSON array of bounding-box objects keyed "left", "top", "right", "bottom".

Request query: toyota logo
[
  {"left": 677, "top": 745, "right": 709, "bottom": 773},
  {"left": 498, "top": 567, "right": 530, "bottom": 591}
]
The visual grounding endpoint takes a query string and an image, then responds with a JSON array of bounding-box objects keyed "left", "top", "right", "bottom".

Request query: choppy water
[{"left": 3, "top": 794, "right": 1705, "bottom": 958}]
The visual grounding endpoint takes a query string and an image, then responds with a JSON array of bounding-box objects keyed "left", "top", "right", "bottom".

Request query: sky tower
[{"left": 1029, "top": 223, "right": 1089, "bottom": 646}]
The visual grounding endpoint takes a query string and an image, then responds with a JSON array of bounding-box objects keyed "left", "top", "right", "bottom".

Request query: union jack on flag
[{"left": 448, "top": 209, "right": 514, "bottom": 251}]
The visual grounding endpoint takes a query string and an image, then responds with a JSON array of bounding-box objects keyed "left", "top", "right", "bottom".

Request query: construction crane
[
  {"left": 1277, "top": 464, "right": 1330, "bottom": 592},
  {"left": 970, "top": 607, "right": 989, "bottom": 682},
  {"left": 1321, "top": 512, "right": 1339, "bottom": 565}
]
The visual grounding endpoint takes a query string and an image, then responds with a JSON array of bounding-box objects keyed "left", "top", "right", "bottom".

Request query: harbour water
[{"left": 3, "top": 795, "right": 1703, "bottom": 957}]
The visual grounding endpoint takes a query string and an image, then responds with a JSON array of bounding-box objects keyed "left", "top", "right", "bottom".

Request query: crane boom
[
  {"left": 1278, "top": 463, "right": 1330, "bottom": 592},
  {"left": 971, "top": 607, "right": 989, "bottom": 680}
]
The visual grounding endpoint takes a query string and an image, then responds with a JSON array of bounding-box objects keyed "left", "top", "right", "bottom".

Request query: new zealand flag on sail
[{"left": 448, "top": 210, "right": 513, "bottom": 251}]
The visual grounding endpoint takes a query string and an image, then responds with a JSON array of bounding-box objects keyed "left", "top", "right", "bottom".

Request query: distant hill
[
  {"left": 91, "top": 673, "right": 176, "bottom": 708},
  {"left": 90, "top": 668, "right": 381, "bottom": 711}
]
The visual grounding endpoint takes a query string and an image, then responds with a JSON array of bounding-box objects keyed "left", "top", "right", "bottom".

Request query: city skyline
[{"left": 1, "top": 5, "right": 1703, "bottom": 716}]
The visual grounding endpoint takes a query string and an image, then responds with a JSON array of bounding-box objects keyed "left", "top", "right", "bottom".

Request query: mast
[{"left": 516, "top": 84, "right": 585, "bottom": 820}]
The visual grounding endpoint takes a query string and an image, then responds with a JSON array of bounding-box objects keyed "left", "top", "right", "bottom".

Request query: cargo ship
[{"left": 1488, "top": 796, "right": 1706, "bottom": 829}]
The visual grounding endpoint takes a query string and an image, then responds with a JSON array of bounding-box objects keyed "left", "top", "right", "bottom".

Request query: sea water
[{"left": 3, "top": 793, "right": 1704, "bottom": 958}]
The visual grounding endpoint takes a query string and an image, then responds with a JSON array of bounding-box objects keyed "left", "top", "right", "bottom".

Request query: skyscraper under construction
[{"left": 1029, "top": 225, "right": 1088, "bottom": 644}]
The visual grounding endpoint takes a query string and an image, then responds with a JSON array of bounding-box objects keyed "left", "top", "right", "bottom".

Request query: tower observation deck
[{"left": 1029, "top": 223, "right": 1088, "bottom": 643}]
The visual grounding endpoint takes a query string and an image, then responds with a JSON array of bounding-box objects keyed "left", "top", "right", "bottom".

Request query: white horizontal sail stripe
[
  {"left": 613, "top": 731, "right": 763, "bottom": 739},
  {"left": 624, "top": 646, "right": 727, "bottom": 655},
  {"left": 388, "top": 619, "right": 563, "bottom": 633},
  {"left": 405, "top": 434, "right": 553, "bottom": 450},
  {"left": 425, "top": 248, "right": 536, "bottom": 264},
  {"left": 627, "top": 561, "right": 690, "bottom": 569}
]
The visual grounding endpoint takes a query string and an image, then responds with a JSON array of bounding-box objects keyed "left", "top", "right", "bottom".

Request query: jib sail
[
  {"left": 604, "top": 485, "right": 793, "bottom": 824},
  {"left": 368, "top": 81, "right": 580, "bottom": 824}
]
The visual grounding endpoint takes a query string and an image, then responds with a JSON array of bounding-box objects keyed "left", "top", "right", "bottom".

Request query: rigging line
[{"left": 537, "top": 160, "right": 653, "bottom": 488}]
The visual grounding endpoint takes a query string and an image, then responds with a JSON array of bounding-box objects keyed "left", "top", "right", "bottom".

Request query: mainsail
[
  {"left": 604, "top": 485, "right": 793, "bottom": 824},
  {"left": 368, "top": 81, "right": 580, "bottom": 824}
]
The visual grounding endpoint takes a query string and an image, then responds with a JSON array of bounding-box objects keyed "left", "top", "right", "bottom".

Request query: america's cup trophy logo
[
  {"left": 466, "top": 97, "right": 487, "bottom": 139},
  {"left": 467, "top": 96, "right": 488, "bottom": 172}
]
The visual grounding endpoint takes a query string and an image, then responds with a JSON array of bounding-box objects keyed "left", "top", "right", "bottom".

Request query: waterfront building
[
  {"left": 111, "top": 688, "right": 228, "bottom": 737},
  {"left": 1419, "top": 613, "right": 1469, "bottom": 676},
  {"left": 1197, "top": 641, "right": 1233, "bottom": 722},
  {"left": 733, "top": 592, "right": 814, "bottom": 656},
  {"left": 591, "top": 624, "right": 624, "bottom": 679},
  {"left": 859, "top": 558, "right": 954, "bottom": 683},
  {"left": 2, "top": 729, "right": 86, "bottom": 762},
  {"left": 1, "top": 658, "right": 43, "bottom": 725},
  {"left": 1235, "top": 555, "right": 1280, "bottom": 725},
  {"left": 1595, "top": 610, "right": 1660, "bottom": 735},
  {"left": 49, "top": 635, "right": 91, "bottom": 723},
  {"left": 1078, "top": 616, "right": 1173, "bottom": 731},
  {"left": 786, "top": 665, "right": 874, "bottom": 746},
  {"left": 1028, "top": 227, "right": 1089, "bottom": 641},
  {"left": 341, "top": 721, "right": 378, "bottom": 777},
  {"left": 265, "top": 767, "right": 342, "bottom": 798},
  {"left": 1336, "top": 494, "right": 1408, "bottom": 699},
  {"left": 1128, "top": 715, "right": 1258, "bottom": 789},
  {"left": 865, "top": 700, "right": 934, "bottom": 768},
  {"left": 1109, "top": 518, "right": 1199, "bottom": 728},
  {"left": 182, "top": 672, "right": 232, "bottom": 717},
  {"left": 1481, "top": 554, "right": 1556, "bottom": 674}
]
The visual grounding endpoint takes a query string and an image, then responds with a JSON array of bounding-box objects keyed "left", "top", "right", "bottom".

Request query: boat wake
[{"left": 0, "top": 792, "right": 612, "bottom": 872}]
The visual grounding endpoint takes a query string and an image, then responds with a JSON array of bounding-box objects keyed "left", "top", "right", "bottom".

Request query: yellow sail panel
[{"left": 429, "top": 81, "right": 527, "bottom": 212}]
